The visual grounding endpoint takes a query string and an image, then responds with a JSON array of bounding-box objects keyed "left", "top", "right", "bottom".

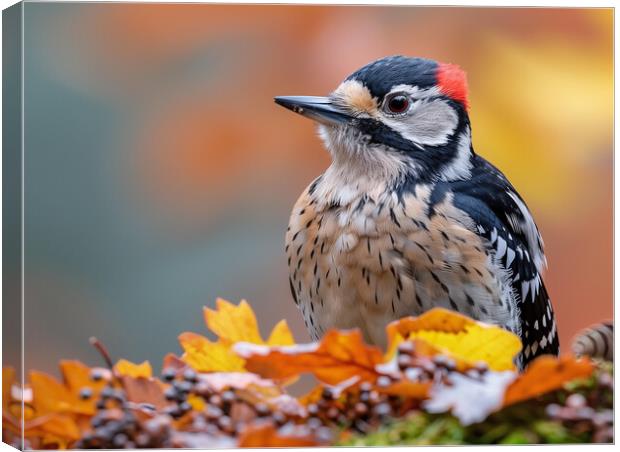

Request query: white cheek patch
[{"left": 383, "top": 98, "right": 459, "bottom": 147}]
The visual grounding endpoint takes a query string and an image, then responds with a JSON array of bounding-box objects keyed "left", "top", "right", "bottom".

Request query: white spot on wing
[
  {"left": 521, "top": 280, "right": 530, "bottom": 303},
  {"left": 506, "top": 247, "right": 516, "bottom": 267},
  {"left": 496, "top": 236, "right": 507, "bottom": 259}
]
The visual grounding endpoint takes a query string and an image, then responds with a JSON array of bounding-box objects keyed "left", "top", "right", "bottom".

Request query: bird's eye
[{"left": 384, "top": 94, "right": 410, "bottom": 115}]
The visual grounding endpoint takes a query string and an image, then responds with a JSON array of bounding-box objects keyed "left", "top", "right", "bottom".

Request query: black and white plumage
[
  {"left": 276, "top": 56, "right": 559, "bottom": 369},
  {"left": 572, "top": 322, "right": 613, "bottom": 361}
]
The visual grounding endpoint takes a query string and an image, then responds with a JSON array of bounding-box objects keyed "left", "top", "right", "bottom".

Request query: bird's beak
[{"left": 274, "top": 96, "right": 353, "bottom": 126}]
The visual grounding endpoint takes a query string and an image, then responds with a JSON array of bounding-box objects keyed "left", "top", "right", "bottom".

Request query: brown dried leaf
[{"left": 119, "top": 375, "right": 167, "bottom": 410}]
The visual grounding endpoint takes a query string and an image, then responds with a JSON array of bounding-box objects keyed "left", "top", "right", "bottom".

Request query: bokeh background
[{"left": 13, "top": 4, "right": 613, "bottom": 376}]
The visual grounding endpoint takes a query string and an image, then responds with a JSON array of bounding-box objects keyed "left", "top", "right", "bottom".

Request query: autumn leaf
[
  {"left": 379, "top": 380, "right": 431, "bottom": 399},
  {"left": 179, "top": 332, "right": 246, "bottom": 372},
  {"left": 235, "top": 329, "right": 384, "bottom": 385},
  {"left": 114, "top": 359, "right": 153, "bottom": 378},
  {"left": 3, "top": 363, "right": 95, "bottom": 448},
  {"left": 386, "top": 308, "right": 522, "bottom": 371},
  {"left": 204, "top": 299, "right": 263, "bottom": 344},
  {"left": 179, "top": 298, "right": 295, "bottom": 372},
  {"left": 238, "top": 421, "right": 323, "bottom": 447},
  {"left": 30, "top": 361, "right": 107, "bottom": 417},
  {"left": 162, "top": 353, "right": 187, "bottom": 372},
  {"left": 59, "top": 361, "right": 109, "bottom": 402},
  {"left": 266, "top": 319, "right": 296, "bottom": 346},
  {"left": 5, "top": 300, "right": 612, "bottom": 447},
  {"left": 503, "top": 355, "right": 595, "bottom": 407},
  {"left": 119, "top": 375, "right": 167, "bottom": 410},
  {"left": 24, "top": 413, "right": 81, "bottom": 448}
]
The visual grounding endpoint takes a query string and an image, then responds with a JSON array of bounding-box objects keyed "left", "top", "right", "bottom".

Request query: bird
[
  {"left": 276, "top": 55, "right": 559, "bottom": 369},
  {"left": 571, "top": 322, "right": 613, "bottom": 362}
]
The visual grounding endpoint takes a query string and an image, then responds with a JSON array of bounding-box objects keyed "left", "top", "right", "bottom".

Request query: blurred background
[{"left": 12, "top": 4, "right": 612, "bottom": 376}]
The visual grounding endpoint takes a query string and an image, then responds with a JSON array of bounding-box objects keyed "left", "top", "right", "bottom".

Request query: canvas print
[{"left": 2, "top": 2, "right": 613, "bottom": 449}]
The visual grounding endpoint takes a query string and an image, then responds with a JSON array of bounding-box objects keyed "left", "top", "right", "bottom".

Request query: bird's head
[{"left": 276, "top": 56, "right": 473, "bottom": 184}]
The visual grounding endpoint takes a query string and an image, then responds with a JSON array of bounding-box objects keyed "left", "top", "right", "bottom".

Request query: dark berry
[
  {"left": 397, "top": 341, "right": 415, "bottom": 355},
  {"left": 255, "top": 402, "right": 270, "bottom": 417},
  {"left": 79, "top": 387, "right": 93, "bottom": 400},
  {"left": 173, "top": 380, "right": 192, "bottom": 394},
  {"left": 161, "top": 367, "right": 176, "bottom": 382},
  {"left": 182, "top": 369, "right": 198, "bottom": 383},
  {"left": 112, "top": 433, "right": 128, "bottom": 448},
  {"left": 164, "top": 387, "right": 179, "bottom": 401}
]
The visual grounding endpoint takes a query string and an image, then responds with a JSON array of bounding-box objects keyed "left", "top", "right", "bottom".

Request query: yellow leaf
[
  {"left": 180, "top": 298, "right": 295, "bottom": 373},
  {"left": 114, "top": 359, "right": 153, "bottom": 378},
  {"left": 386, "top": 308, "right": 522, "bottom": 371},
  {"left": 179, "top": 332, "right": 246, "bottom": 372},
  {"left": 204, "top": 298, "right": 262, "bottom": 344},
  {"left": 266, "top": 319, "right": 295, "bottom": 346}
]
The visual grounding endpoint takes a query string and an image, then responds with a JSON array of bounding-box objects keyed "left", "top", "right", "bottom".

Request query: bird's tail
[{"left": 571, "top": 321, "right": 613, "bottom": 361}]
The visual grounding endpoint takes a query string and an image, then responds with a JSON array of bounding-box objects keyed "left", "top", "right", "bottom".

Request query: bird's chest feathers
[
  {"left": 287, "top": 173, "right": 519, "bottom": 346},
  {"left": 310, "top": 172, "right": 431, "bottom": 256}
]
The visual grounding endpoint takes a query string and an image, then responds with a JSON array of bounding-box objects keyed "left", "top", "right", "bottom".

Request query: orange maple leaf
[
  {"left": 503, "top": 355, "right": 595, "bottom": 407},
  {"left": 3, "top": 362, "right": 106, "bottom": 448},
  {"left": 30, "top": 360, "right": 107, "bottom": 417},
  {"left": 235, "top": 329, "right": 384, "bottom": 385}
]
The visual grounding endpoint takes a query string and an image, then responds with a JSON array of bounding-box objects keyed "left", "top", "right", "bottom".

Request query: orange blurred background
[{"left": 16, "top": 4, "right": 612, "bottom": 375}]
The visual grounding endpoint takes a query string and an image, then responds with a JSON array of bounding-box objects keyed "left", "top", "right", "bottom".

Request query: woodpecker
[
  {"left": 572, "top": 322, "right": 613, "bottom": 362},
  {"left": 277, "top": 55, "right": 559, "bottom": 368}
]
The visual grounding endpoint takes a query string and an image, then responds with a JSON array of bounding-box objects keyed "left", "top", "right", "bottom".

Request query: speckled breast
[{"left": 285, "top": 180, "right": 521, "bottom": 348}]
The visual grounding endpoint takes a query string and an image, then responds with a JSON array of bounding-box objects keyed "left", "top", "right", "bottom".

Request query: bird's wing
[{"left": 445, "top": 157, "right": 560, "bottom": 366}]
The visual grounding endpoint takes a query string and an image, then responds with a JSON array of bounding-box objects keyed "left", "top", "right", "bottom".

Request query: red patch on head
[{"left": 436, "top": 63, "right": 469, "bottom": 110}]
